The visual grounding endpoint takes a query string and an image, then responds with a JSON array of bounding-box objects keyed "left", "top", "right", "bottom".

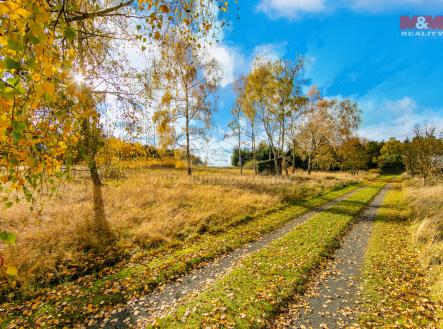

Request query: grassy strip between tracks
[
  {"left": 149, "top": 181, "right": 387, "bottom": 328},
  {"left": 2, "top": 182, "right": 363, "bottom": 327},
  {"left": 359, "top": 183, "right": 442, "bottom": 328}
]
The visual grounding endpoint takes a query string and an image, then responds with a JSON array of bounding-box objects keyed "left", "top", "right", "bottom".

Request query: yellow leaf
[
  {"left": 0, "top": 4, "right": 8, "bottom": 16},
  {"left": 6, "top": 266, "right": 18, "bottom": 276},
  {"left": 43, "top": 82, "right": 55, "bottom": 96},
  {"left": 15, "top": 8, "right": 30, "bottom": 18},
  {"left": 159, "top": 5, "right": 169, "bottom": 13},
  {"left": 0, "top": 120, "right": 9, "bottom": 129}
]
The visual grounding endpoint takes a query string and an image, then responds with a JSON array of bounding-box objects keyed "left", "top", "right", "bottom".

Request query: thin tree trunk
[
  {"left": 292, "top": 141, "right": 296, "bottom": 174},
  {"left": 273, "top": 147, "right": 279, "bottom": 176},
  {"left": 153, "top": 121, "right": 156, "bottom": 147},
  {"left": 238, "top": 124, "right": 242, "bottom": 175},
  {"left": 252, "top": 122, "right": 257, "bottom": 175},
  {"left": 185, "top": 93, "right": 192, "bottom": 176},
  {"left": 281, "top": 117, "right": 287, "bottom": 176},
  {"left": 79, "top": 36, "right": 102, "bottom": 188},
  {"left": 78, "top": 23, "right": 111, "bottom": 244},
  {"left": 89, "top": 160, "right": 102, "bottom": 186},
  {"left": 307, "top": 154, "right": 312, "bottom": 175},
  {"left": 186, "top": 123, "right": 191, "bottom": 175}
]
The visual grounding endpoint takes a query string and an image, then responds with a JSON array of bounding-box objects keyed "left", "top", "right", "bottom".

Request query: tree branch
[{"left": 67, "top": 0, "right": 135, "bottom": 22}]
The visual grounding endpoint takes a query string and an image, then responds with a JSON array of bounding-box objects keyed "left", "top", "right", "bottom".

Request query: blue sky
[{"left": 203, "top": 0, "right": 443, "bottom": 166}]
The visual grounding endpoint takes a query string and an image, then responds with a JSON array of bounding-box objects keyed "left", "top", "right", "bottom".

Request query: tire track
[
  {"left": 88, "top": 186, "right": 365, "bottom": 328},
  {"left": 272, "top": 184, "right": 391, "bottom": 329}
]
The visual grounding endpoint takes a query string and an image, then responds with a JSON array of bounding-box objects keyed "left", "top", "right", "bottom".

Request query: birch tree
[
  {"left": 0, "top": 0, "right": 232, "bottom": 252},
  {"left": 154, "top": 38, "right": 221, "bottom": 175},
  {"left": 274, "top": 56, "right": 305, "bottom": 175},
  {"left": 243, "top": 56, "right": 306, "bottom": 175},
  {"left": 243, "top": 59, "right": 280, "bottom": 174},
  {"left": 227, "top": 77, "right": 247, "bottom": 174}
]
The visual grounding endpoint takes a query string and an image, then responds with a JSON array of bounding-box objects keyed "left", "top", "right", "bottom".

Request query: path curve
[
  {"left": 272, "top": 184, "right": 391, "bottom": 329},
  {"left": 89, "top": 187, "right": 365, "bottom": 329}
]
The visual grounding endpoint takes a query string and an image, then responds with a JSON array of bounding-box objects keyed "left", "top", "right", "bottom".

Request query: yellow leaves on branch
[
  {"left": 1, "top": 0, "right": 230, "bottom": 204},
  {"left": 0, "top": 0, "right": 77, "bottom": 202}
]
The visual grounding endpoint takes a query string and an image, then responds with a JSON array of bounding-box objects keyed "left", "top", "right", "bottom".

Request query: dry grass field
[
  {"left": 0, "top": 167, "right": 371, "bottom": 290},
  {"left": 407, "top": 180, "right": 443, "bottom": 303}
]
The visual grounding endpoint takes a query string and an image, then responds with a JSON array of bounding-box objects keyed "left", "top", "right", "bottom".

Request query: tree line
[
  {"left": 227, "top": 57, "right": 361, "bottom": 176},
  {"left": 230, "top": 121, "right": 443, "bottom": 182},
  {"left": 227, "top": 57, "right": 442, "bottom": 181}
]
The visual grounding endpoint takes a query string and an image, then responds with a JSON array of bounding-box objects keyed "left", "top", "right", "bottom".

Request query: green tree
[
  {"left": 378, "top": 138, "right": 404, "bottom": 173},
  {"left": 364, "top": 140, "right": 383, "bottom": 169}
]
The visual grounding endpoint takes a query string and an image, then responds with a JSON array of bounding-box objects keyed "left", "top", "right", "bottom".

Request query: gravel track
[
  {"left": 272, "top": 184, "right": 391, "bottom": 329},
  {"left": 88, "top": 187, "right": 364, "bottom": 329}
]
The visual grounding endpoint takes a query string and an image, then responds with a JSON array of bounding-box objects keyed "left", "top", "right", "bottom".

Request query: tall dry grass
[
  {"left": 406, "top": 180, "right": 443, "bottom": 302},
  {"left": 0, "top": 167, "right": 364, "bottom": 288}
]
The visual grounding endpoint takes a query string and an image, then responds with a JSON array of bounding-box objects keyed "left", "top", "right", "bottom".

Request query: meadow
[
  {"left": 2, "top": 166, "right": 442, "bottom": 328},
  {"left": 0, "top": 167, "right": 367, "bottom": 292}
]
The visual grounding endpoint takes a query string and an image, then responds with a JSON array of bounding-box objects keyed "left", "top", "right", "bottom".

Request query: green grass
[
  {"left": 2, "top": 182, "right": 363, "bottom": 328},
  {"left": 149, "top": 182, "right": 387, "bottom": 328},
  {"left": 359, "top": 184, "right": 442, "bottom": 328}
]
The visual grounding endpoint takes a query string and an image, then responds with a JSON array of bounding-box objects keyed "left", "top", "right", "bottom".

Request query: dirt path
[
  {"left": 272, "top": 184, "right": 391, "bottom": 329},
  {"left": 89, "top": 187, "right": 364, "bottom": 329}
]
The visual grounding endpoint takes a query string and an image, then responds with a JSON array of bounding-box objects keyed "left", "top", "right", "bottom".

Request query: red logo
[{"left": 400, "top": 16, "right": 443, "bottom": 30}]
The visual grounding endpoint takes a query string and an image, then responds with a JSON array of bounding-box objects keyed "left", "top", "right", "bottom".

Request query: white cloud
[
  {"left": 188, "top": 130, "right": 235, "bottom": 166},
  {"left": 358, "top": 97, "right": 443, "bottom": 141},
  {"left": 253, "top": 42, "right": 287, "bottom": 60},
  {"left": 257, "top": 0, "right": 326, "bottom": 19},
  {"left": 207, "top": 44, "right": 246, "bottom": 88},
  {"left": 257, "top": 0, "right": 443, "bottom": 19},
  {"left": 206, "top": 136, "right": 236, "bottom": 166},
  {"left": 205, "top": 42, "right": 287, "bottom": 89}
]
